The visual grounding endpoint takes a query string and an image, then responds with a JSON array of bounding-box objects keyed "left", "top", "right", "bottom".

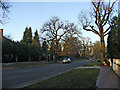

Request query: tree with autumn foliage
[
  {"left": 60, "top": 35, "right": 80, "bottom": 59},
  {"left": 93, "top": 41, "right": 101, "bottom": 59}
]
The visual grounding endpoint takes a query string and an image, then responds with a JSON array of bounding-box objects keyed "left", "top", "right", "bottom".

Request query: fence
[{"left": 109, "top": 59, "right": 120, "bottom": 77}]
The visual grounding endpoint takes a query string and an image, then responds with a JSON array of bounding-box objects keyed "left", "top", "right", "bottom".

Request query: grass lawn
[
  {"left": 84, "top": 60, "right": 102, "bottom": 66},
  {"left": 23, "top": 68, "right": 100, "bottom": 88}
]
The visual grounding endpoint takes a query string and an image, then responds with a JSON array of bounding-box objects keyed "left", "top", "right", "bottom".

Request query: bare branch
[
  {"left": 83, "top": 25, "right": 100, "bottom": 36},
  {"left": 89, "top": 25, "right": 100, "bottom": 35},
  {"left": 102, "top": 0, "right": 117, "bottom": 26},
  {"left": 104, "top": 25, "right": 111, "bottom": 35},
  {"left": 104, "top": 32, "right": 109, "bottom": 37},
  {"left": 41, "top": 16, "right": 79, "bottom": 48},
  {"left": 0, "top": 0, "right": 11, "bottom": 24}
]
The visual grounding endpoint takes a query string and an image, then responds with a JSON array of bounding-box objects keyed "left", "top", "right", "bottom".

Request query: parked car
[
  {"left": 89, "top": 58, "right": 93, "bottom": 61},
  {"left": 89, "top": 58, "right": 94, "bottom": 61},
  {"left": 62, "top": 58, "right": 71, "bottom": 64}
]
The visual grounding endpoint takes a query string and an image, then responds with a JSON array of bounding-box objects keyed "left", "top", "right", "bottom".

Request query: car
[
  {"left": 62, "top": 58, "right": 71, "bottom": 64},
  {"left": 89, "top": 58, "right": 94, "bottom": 61}
]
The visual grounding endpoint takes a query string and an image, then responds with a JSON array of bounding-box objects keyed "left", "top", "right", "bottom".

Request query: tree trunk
[
  {"left": 39, "top": 56, "right": 41, "bottom": 61},
  {"left": 29, "top": 56, "right": 31, "bottom": 62},
  {"left": 100, "top": 36, "right": 105, "bottom": 63},
  {"left": 53, "top": 55, "right": 56, "bottom": 63},
  {"left": 15, "top": 56, "right": 18, "bottom": 62},
  {"left": 54, "top": 40, "right": 59, "bottom": 62}
]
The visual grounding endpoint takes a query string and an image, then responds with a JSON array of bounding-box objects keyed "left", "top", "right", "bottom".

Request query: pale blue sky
[{"left": 1, "top": 2, "right": 118, "bottom": 43}]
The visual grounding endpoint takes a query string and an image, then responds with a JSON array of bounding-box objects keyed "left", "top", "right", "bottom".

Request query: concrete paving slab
[{"left": 96, "top": 66, "right": 119, "bottom": 88}]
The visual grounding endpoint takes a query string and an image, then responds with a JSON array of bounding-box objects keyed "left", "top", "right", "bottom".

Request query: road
[{"left": 2, "top": 60, "right": 90, "bottom": 88}]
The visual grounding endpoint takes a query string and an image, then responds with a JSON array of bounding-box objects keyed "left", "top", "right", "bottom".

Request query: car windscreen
[{"left": 63, "top": 58, "right": 68, "bottom": 60}]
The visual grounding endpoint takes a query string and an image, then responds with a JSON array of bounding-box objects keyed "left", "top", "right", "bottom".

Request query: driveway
[{"left": 2, "top": 59, "right": 90, "bottom": 88}]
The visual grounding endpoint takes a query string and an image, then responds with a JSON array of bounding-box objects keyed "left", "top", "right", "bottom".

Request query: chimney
[{"left": 0, "top": 29, "right": 3, "bottom": 38}]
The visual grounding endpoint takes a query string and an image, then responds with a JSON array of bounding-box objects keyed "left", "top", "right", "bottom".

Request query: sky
[{"left": 1, "top": 1, "right": 118, "bottom": 44}]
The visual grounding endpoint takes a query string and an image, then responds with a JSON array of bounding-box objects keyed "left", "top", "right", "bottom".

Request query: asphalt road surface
[{"left": 2, "top": 59, "right": 90, "bottom": 88}]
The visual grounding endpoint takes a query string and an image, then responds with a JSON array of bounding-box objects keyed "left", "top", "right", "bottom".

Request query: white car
[
  {"left": 62, "top": 58, "right": 71, "bottom": 64},
  {"left": 89, "top": 58, "right": 94, "bottom": 61}
]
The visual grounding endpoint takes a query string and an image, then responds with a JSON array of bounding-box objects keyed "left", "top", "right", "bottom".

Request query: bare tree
[
  {"left": 78, "top": 0, "right": 117, "bottom": 63},
  {"left": 0, "top": 0, "right": 11, "bottom": 24},
  {"left": 41, "top": 17, "right": 64, "bottom": 45},
  {"left": 41, "top": 16, "right": 78, "bottom": 57}
]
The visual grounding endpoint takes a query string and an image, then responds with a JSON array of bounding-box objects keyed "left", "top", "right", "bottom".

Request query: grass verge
[
  {"left": 84, "top": 60, "right": 102, "bottom": 66},
  {"left": 23, "top": 68, "right": 100, "bottom": 88}
]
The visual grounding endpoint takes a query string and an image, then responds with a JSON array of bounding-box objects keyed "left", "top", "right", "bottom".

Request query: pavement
[{"left": 96, "top": 66, "right": 119, "bottom": 88}]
